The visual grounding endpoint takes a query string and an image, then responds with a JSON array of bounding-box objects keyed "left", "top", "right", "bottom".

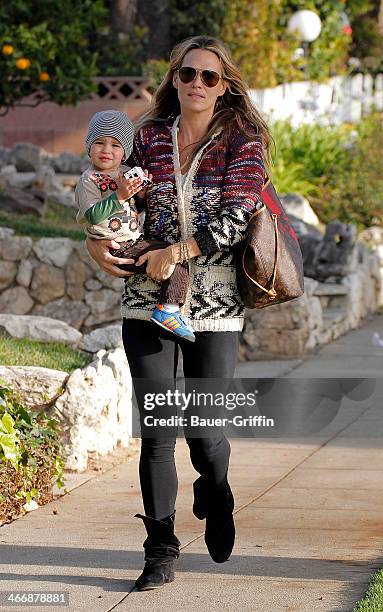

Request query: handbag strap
[{"left": 242, "top": 212, "right": 279, "bottom": 298}]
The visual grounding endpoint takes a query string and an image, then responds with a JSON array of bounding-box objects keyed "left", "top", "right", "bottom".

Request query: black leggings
[{"left": 122, "top": 318, "right": 239, "bottom": 520}]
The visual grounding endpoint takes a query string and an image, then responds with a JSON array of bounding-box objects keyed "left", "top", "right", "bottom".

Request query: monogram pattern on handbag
[{"left": 234, "top": 177, "right": 305, "bottom": 309}]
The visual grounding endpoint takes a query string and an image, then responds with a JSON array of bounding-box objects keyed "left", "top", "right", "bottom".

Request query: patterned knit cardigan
[{"left": 121, "top": 114, "right": 265, "bottom": 332}]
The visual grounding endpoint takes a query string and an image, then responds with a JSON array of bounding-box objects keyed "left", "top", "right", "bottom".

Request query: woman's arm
[
  {"left": 138, "top": 134, "right": 265, "bottom": 281},
  {"left": 135, "top": 237, "right": 201, "bottom": 282},
  {"left": 192, "top": 132, "right": 265, "bottom": 256}
]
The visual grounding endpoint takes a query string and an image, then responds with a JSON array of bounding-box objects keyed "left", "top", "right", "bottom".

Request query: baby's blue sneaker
[{"left": 150, "top": 306, "right": 195, "bottom": 342}]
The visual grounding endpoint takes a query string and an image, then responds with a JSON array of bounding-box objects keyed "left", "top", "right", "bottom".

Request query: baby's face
[{"left": 90, "top": 136, "right": 125, "bottom": 172}]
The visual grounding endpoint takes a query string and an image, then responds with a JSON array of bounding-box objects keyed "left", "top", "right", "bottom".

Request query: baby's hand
[
  {"left": 137, "top": 169, "right": 153, "bottom": 198},
  {"left": 117, "top": 173, "right": 142, "bottom": 201}
]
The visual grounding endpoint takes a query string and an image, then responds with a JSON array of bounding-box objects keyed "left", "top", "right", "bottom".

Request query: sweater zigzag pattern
[{"left": 121, "top": 115, "right": 265, "bottom": 332}]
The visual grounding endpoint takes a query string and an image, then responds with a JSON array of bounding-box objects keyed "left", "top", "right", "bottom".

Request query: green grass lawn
[
  {"left": 0, "top": 199, "right": 83, "bottom": 240},
  {"left": 354, "top": 569, "right": 383, "bottom": 611},
  {"left": 0, "top": 333, "right": 93, "bottom": 371}
]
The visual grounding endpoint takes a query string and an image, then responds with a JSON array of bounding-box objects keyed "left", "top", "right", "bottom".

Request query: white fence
[{"left": 249, "top": 73, "right": 383, "bottom": 126}]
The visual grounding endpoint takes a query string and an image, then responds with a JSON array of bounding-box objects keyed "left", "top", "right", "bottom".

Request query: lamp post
[
  {"left": 288, "top": 10, "right": 322, "bottom": 118},
  {"left": 288, "top": 9, "right": 322, "bottom": 78}
]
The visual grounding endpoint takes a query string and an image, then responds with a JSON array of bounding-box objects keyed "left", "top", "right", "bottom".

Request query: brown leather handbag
[{"left": 234, "top": 178, "right": 305, "bottom": 309}]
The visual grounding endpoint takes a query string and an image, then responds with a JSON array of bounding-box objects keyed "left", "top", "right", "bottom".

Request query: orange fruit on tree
[
  {"left": 16, "top": 57, "right": 31, "bottom": 70},
  {"left": 2, "top": 44, "right": 14, "bottom": 55},
  {"left": 39, "top": 71, "right": 50, "bottom": 81}
]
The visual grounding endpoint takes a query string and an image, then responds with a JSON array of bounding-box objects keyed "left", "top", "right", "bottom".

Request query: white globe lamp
[{"left": 288, "top": 10, "right": 322, "bottom": 43}]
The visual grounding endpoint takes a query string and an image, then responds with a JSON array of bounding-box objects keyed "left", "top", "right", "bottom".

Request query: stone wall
[
  {"left": 0, "top": 348, "right": 133, "bottom": 472},
  {"left": 1, "top": 229, "right": 382, "bottom": 472},
  {"left": 0, "top": 228, "right": 124, "bottom": 333},
  {"left": 240, "top": 243, "right": 382, "bottom": 361},
  {"left": 1, "top": 227, "right": 383, "bottom": 360}
]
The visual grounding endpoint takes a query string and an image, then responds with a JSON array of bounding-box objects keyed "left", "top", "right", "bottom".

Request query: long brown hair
[{"left": 138, "top": 35, "right": 273, "bottom": 169}]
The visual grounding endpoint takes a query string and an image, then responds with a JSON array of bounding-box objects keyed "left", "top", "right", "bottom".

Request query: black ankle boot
[
  {"left": 134, "top": 512, "right": 180, "bottom": 591},
  {"left": 204, "top": 482, "right": 235, "bottom": 563},
  {"left": 193, "top": 476, "right": 208, "bottom": 520}
]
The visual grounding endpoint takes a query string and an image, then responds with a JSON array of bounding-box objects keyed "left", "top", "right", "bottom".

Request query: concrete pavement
[{"left": 1, "top": 314, "right": 383, "bottom": 611}]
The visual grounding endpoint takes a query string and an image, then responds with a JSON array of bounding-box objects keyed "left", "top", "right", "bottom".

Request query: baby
[{"left": 75, "top": 110, "right": 194, "bottom": 342}]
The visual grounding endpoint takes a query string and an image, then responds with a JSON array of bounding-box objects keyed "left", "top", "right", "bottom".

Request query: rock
[
  {"left": 240, "top": 289, "right": 315, "bottom": 360},
  {"left": 35, "top": 165, "right": 63, "bottom": 193},
  {"left": 55, "top": 174, "right": 81, "bottom": 189},
  {"left": 280, "top": 193, "right": 320, "bottom": 227},
  {"left": 53, "top": 348, "right": 132, "bottom": 471},
  {"left": 301, "top": 277, "right": 318, "bottom": 298},
  {"left": 65, "top": 253, "right": 88, "bottom": 300},
  {"left": 16, "top": 260, "right": 33, "bottom": 288},
  {"left": 288, "top": 214, "right": 323, "bottom": 240},
  {"left": 0, "top": 227, "right": 15, "bottom": 239},
  {"left": 9, "top": 142, "right": 51, "bottom": 172},
  {"left": 304, "top": 295, "right": 323, "bottom": 350},
  {"left": 313, "top": 282, "right": 348, "bottom": 296},
  {"left": 0, "top": 261, "right": 17, "bottom": 290},
  {"left": 95, "top": 269, "right": 124, "bottom": 291},
  {"left": 27, "top": 187, "right": 48, "bottom": 205},
  {"left": 0, "top": 314, "right": 82, "bottom": 346},
  {"left": 32, "top": 237, "right": 75, "bottom": 268},
  {"left": 30, "top": 264, "right": 66, "bottom": 304},
  {"left": 84, "top": 289, "right": 121, "bottom": 326},
  {"left": 79, "top": 324, "right": 123, "bottom": 353},
  {"left": 85, "top": 288, "right": 121, "bottom": 315},
  {"left": 0, "top": 164, "right": 17, "bottom": 181},
  {"left": 0, "top": 366, "right": 68, "bottom": 410},
  {"left": 47, "top": 190, "right": 76, "bottom": 209},
  {"left": 73, "top": 242, "right": 101, "bottom": 273},
  {"left": 8, "top": 172, "right": 37, "bottom": 189},
  {"left": 85, "top": 278, "right": 102, "bottom": 291},
  {"left": 313, "top": 222, "right": 358, "bottom": 281},
  {"left": 286, "top": 213, "right": 323, "bottom": 279},
  {"left": 33, "top": 298, "right": 90, "bottom": 330},
  {"left": 358, "top": 226, "right": 383, "bottom": 247},
  {"left": 376, "top": 245, "right": 383, "bottom": 266},
  {"left": 0, "top": 147, "right": 10, "bottom": 168},
  {"left": 84, "top": 310, "right": 121, "bottom": 327},
  {"left": 0, "top": 234, "right": 32, "bottom": 261},
  {"left": 52, "top": 152, "right": 88, "bottom": 174},
  {"left": 0, "top": 185, "right": 45, "bottom": 216},
  {"left": 0, "top": 286, "right": 34, "bottom": 314}
]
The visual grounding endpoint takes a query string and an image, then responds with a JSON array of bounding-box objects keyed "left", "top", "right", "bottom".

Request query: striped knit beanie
[{"left": 85, "top": 110, "right": 135, "bottom": 162}]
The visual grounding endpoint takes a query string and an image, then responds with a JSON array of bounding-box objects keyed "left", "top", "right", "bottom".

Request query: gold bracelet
[{"left": 169, "top": 241, "right": 190, "bottom": 264}]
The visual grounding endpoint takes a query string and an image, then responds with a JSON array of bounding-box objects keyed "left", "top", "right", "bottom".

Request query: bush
[
  {"left": 321, "top": 112, "right": 383, "bottom": 227},
  {"left": 0, "top": 383, "right": 65, "bottom": 525},
  {"left": 271, "top": 112, "right": 383, "bottom": 229}
]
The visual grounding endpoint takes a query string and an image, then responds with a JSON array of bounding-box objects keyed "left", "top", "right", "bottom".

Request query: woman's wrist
[{"left": 169, "top": 238, "right": 201, "bottom": 264}]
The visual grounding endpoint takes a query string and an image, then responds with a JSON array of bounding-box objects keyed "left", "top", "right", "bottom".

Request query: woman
[{"left": 87, "top": 35, "right": 272, "bottom": 591}]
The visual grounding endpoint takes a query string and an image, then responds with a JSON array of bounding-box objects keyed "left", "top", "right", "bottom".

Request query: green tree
[
  {"left": 169, "top": 0, "right": 226, "bottom": 46},
  {"left": 0, "top": 0, "right": 106, "bottom": 114},
  {"left": 278, "top": 1, "right": 353, "bottom": 82},
  {"left": 221, "top": 0, "right": 301, "bottom": 88},
  {"left": 347, "top": 0, "right": 383, "bottom": 73}
]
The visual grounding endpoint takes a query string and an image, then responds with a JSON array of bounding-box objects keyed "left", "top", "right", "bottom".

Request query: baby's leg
[
  {"left": 151, "top": 262, "right": 194, "bottom": 342},
  {"left": 109, "top": 238, "right": 167, "bottom": 272}
]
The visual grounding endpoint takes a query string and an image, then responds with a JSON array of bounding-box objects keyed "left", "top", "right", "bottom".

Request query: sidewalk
[{"left": 1, "top": 314, "right": 383, "bottom": 611}]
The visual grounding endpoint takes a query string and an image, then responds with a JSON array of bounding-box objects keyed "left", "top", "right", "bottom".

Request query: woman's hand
[
  {"left": 86, "top": 237, "right": 135, "bottom": 278},
  {"left": 136, "top": 247, "right": 175, "bottom": 281}
]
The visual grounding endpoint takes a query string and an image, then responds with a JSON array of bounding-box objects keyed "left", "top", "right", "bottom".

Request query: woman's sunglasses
[{"left": 177, "top": 66, "right": 222, "bottom": 88}]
